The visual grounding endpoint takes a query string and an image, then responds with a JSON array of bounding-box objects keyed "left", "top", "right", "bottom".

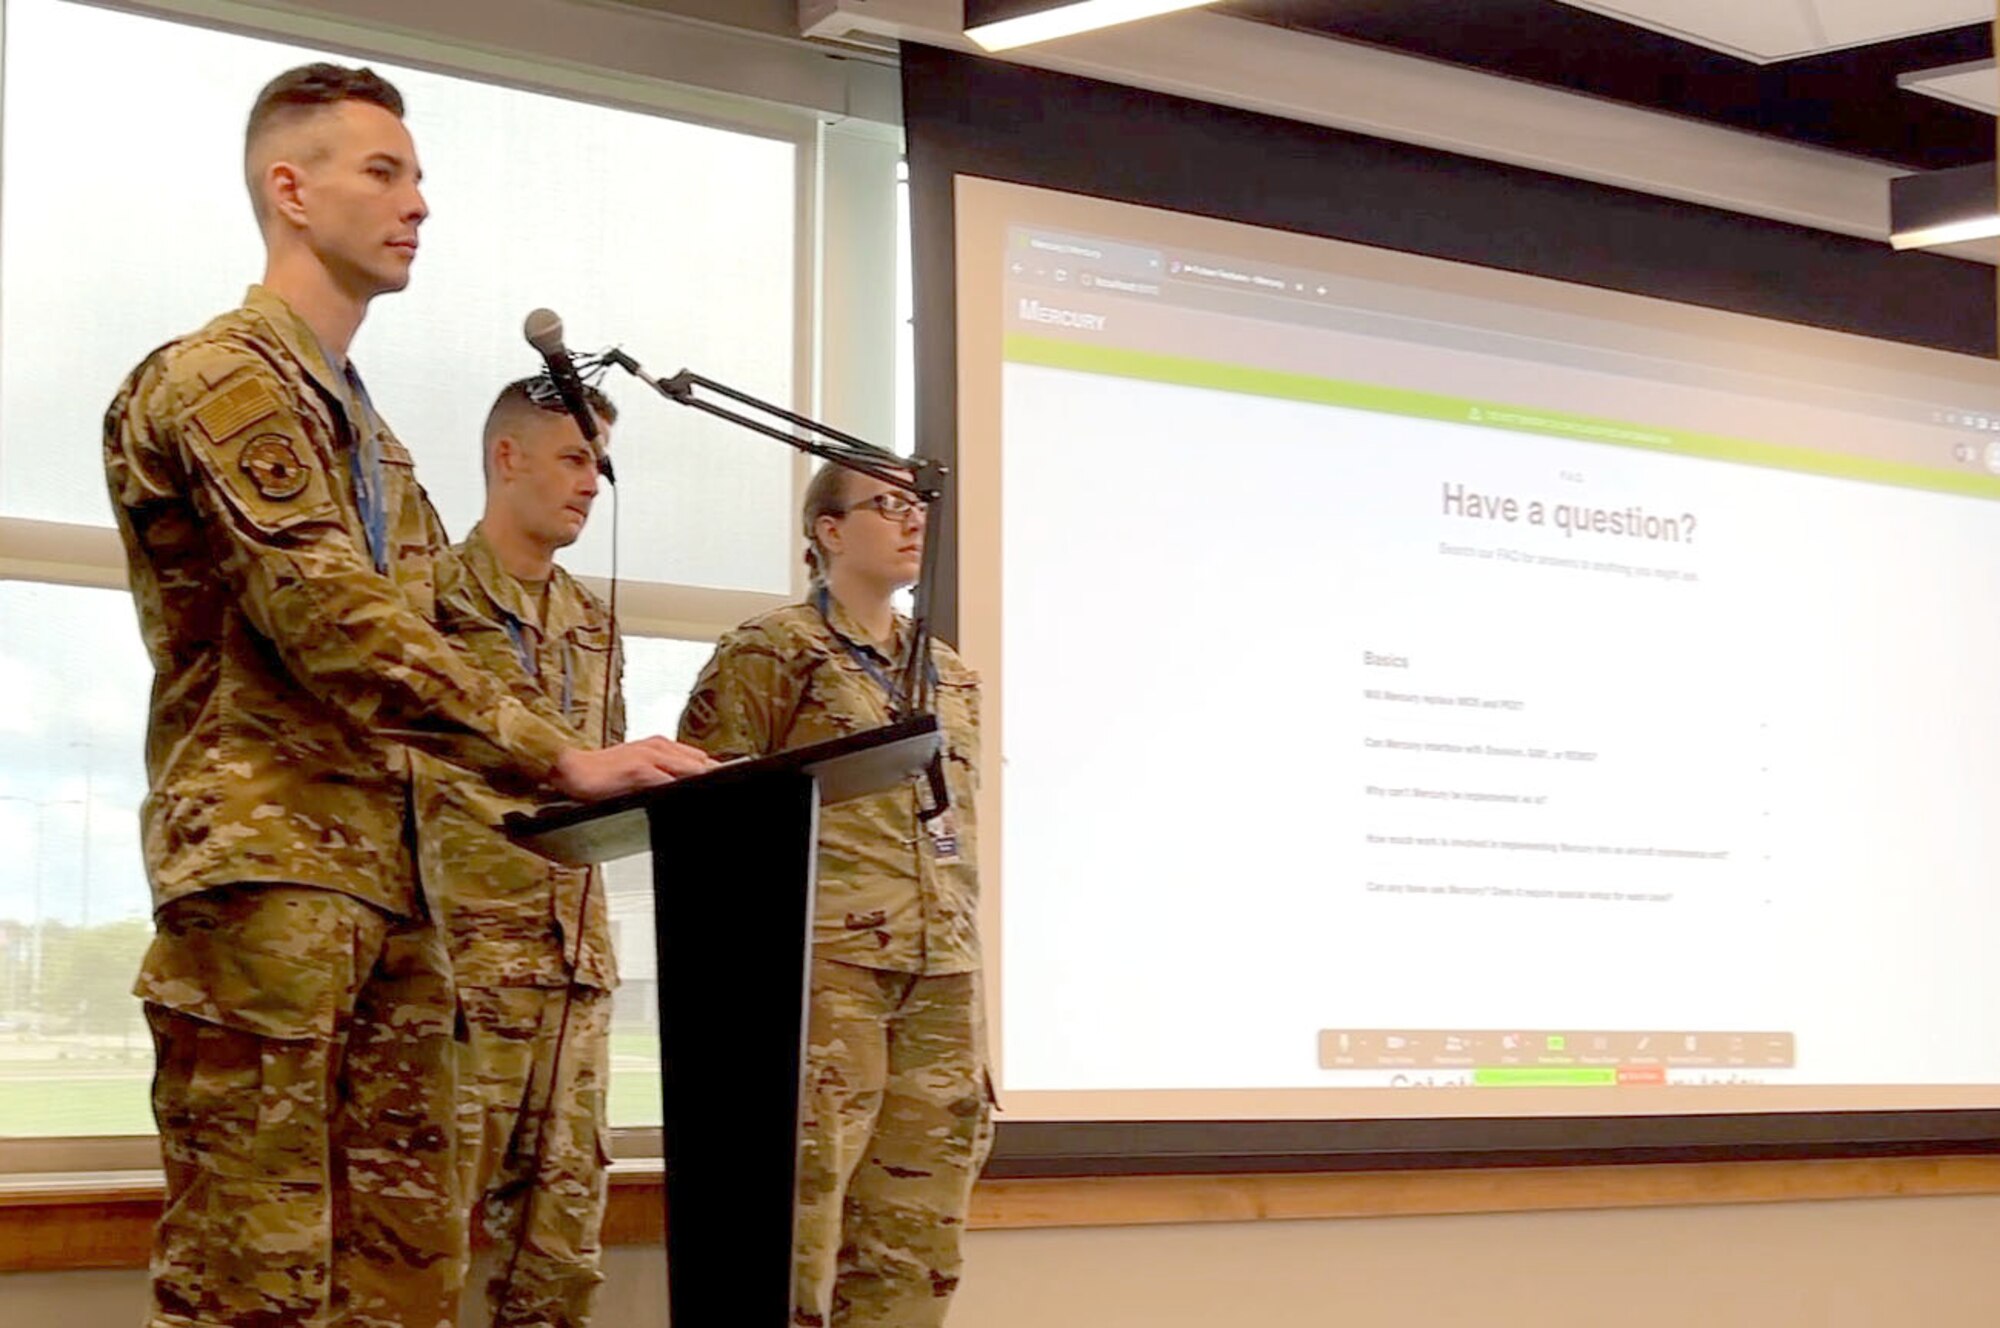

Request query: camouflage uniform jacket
[
  {"left": 422, "top": 523, "right": 622, "bottom": 989},
  {"left": 680, "top": 595, "right": 981, "bottom": 974},
  {"left": 104, "top": 286, "right": 580, "bottom": 919}
]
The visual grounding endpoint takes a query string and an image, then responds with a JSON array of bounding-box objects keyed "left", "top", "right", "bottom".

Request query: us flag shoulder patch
[{"left": 193, "top": 378, "right": 281, "bottom": 444}]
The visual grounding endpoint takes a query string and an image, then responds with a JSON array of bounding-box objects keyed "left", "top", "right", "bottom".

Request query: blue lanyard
[
  {"left": 343, "top": 364, "right": 390, "bottom": 575},
  {"left": 812, "top": 586, "right": 933, "bottom": 712},
  {"left": 813, "top": 588, "right": 952, "bottom": 821},
  {"left": 297, "top": 317, "right": 389, "bottom": 575},
  {"left": 502, "top": 616, "right": 537, "bottom": 678},
  {"left": 503, "top": 613, "right": 575, "bottom": 715}
]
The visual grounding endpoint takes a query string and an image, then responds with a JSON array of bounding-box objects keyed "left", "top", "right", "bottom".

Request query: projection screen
[{"left": 955, "top": 175, "right": 2000, "bottom": 1131}]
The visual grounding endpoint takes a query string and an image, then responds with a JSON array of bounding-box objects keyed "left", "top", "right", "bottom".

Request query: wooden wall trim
[
  {"left": 0, "top": 1166, "right": 676, "bottom": 1274},
  {"left": 0, "top": 1173, "right": 160, "bottom": 1274},
  {"left": 967, "top": 1155, "right": 2000, "bottom": 1230},
  {"left": 8, "top": 1156, "right": 2000, "bottom": 1272}
]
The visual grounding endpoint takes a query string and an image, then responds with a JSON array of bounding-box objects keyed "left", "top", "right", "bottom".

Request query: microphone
[{"left": 523, "top": 308, "right": 602, "bottom": 448}]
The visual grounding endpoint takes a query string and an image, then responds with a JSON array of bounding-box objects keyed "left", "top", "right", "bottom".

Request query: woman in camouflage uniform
[{"left": 680, "top": 463, "right": 992, "bottom": 1327}]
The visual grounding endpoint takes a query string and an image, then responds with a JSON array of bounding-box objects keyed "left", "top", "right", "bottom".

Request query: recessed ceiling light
[
  {"left": 1890, "top": 217, "right": 2000, "bottom": 252},
  {"left": 965, "top": 1, "right": 1218, "bottom": 53},
  {"left": 1888, "top": 163, "right": 1998, "bottom": 252}
]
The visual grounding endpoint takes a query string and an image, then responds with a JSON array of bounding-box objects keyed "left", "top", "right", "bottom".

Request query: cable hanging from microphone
[{"left": 498, "top": 308, "right": 630, "bottom": 1310}]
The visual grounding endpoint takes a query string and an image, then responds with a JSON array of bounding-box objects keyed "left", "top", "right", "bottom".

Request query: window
[
  {"left": 0, "top": 583, "right": 154, "bottom": 1137},
  {"left": 1, "top": 0, "right": 798, "bottom": 592},
  {"left": 0, "top": 0, "right": 888, "bottom": 1149}
]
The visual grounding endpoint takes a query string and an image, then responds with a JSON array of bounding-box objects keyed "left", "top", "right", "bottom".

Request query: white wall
[{"left": 952, "top": 1198, "right": 2000, "bottom": 1327}]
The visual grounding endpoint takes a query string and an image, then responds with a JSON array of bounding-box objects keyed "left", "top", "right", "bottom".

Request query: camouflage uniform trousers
[
  {"left": 138, "top": 883, "right": 462, "bottom": 1328},
  {"left": 456, "top": 983, "right": 613, "bottom": 1328},
  {"left": 794, "top": 958, "right": 995, "bottom": 1328}
]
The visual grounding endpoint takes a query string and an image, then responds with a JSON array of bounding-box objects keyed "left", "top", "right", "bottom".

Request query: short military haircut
[
  {"left": 244, "top": 63, "right": 405, "bottom": 220},
  {"left": 482, "top": 376, "right": 619, "bottom": 485}
]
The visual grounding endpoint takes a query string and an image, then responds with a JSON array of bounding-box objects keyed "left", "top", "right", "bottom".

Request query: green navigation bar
[
  {"left": 1003, "top": 332, "right": 2000, "bottom": 503},
  {"left": 1473, "top": 1067, "right": 1619, "bottom": 1087}
]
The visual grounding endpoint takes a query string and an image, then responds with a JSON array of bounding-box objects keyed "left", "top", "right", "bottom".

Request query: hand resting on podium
[{"left": 552, "top": 735, "right": 717, "bottom": 800}]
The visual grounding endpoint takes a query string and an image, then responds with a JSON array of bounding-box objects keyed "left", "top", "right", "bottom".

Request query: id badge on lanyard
[{"left": 924, "top": 807, "right": 962, "bottom": 866}]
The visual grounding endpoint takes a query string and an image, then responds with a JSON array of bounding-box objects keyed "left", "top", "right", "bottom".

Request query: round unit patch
[{"left": 239, "top": 435, "right": 312, "bottom": 500}]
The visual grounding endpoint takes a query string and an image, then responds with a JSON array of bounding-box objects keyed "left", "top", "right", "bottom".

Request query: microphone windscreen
[{"left": 523, "top": 308, "right": 565, "bottom": 355}]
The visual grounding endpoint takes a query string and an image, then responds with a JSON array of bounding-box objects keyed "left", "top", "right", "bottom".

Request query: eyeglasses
[{"left": 838, "top": 493, "right": 928, "bottom": 523}]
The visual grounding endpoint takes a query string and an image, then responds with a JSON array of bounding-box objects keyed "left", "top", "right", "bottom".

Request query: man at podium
[
  {"left": 681, "top": 462, "right": 992, "bottom": 1327},
  {"left": 103, "top": 64, "right": 711, "bottom": 1328}
]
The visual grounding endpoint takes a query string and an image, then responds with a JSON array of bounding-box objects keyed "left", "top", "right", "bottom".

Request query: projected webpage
[{"left": 956, "top": 178, "right": 2000, "bottom": 1121}]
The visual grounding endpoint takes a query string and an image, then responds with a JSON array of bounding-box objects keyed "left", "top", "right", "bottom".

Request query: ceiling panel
[
  {"left": 1223, "top": 1, "right": 1992, "bottom": 169},
  {"left": 1552, "top": 1, "right": 1817, "bottom": 62},
  {"left": 1555, "top": 0, "right": 1988, "bottom": 62},
  {"left": 1901, "top": 59, "right": 1999, "bottom": 114},
  {"left": 1812, "top": 0, "right": 1990, "bottom": 53}
]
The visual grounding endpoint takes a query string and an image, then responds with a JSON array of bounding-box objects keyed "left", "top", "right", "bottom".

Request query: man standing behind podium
[
  {"left": 680, "top": 463, "right": 992, "bottom": 1328},
  {"left": 104, "top": 64, "right": 708, "bottom": 1328},
  {"left": 423, "top": 376, "right": 627, "bottom": 1328}
]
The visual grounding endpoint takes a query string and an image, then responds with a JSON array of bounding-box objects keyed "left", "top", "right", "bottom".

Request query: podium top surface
[{"left": 504, "top": 714, "right": 941, "bottom": 866}]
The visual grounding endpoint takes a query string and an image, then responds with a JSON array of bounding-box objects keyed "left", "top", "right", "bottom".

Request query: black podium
[{"left": 508, "top": 715, "right": 941, "bottom": 1326}]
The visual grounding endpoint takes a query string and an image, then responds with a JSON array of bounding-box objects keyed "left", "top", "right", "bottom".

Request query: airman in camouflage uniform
[
  {"left": 420, "top": 379, "right": 626, "bottom": 1328},
  {"left": 680, "top": 464, "right": 991, "bottom": 1328},
  {"left": 104, "top": 66, "right": 706, "bottom": 1328}
]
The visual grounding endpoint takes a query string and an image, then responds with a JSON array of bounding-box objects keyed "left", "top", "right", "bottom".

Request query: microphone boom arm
[{"left": 597, "top": 347, "right": 948, "bottom": 727}]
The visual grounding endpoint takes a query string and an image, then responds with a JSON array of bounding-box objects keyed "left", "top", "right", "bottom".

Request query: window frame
[{"left": 0, "top": 0, "right": 905, "bottom": 1169}]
